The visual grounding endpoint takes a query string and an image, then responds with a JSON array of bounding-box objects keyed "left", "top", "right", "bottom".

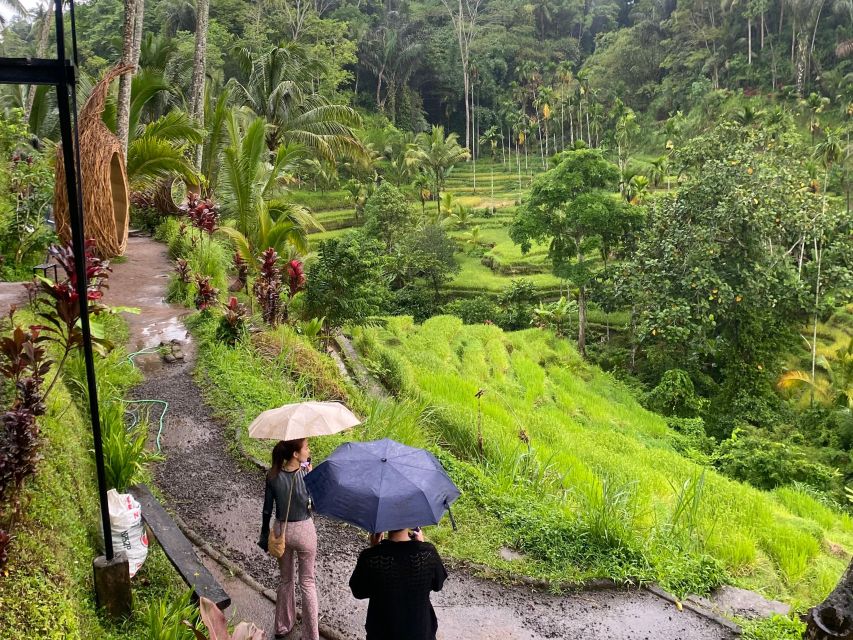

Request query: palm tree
[
  {"left": 479, "top": 125, "right": 501, "bottom": 200},
  {"left": 408, "top": 126, "right": 469, "bottom": 215},
  {"left": 648, "top": 155, "right": 669, "bottom": 189},
  {"left": 188, "top": 0, "right": 210, "bottom": 169},
  {"left": 216, "top": 111, "right": 321, "bottom": 262},
  {"left": 126, "top": 110, "right": 204, "bottom": 191},
  {"left": 778, "top": 340, "right": 853, "bottom": 410},
  {"left": 230, "top": 45, "right": 363, "bottom": 161},
  {"left": 802, "top": 92, "right": 830, "bottom": 144}
]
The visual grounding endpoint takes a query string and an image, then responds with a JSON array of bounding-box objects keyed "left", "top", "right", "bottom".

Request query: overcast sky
[{"left": 1, "top": 0, "right": 69, "bottom": 28}]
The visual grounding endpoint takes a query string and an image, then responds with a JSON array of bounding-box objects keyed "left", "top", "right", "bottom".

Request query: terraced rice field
[{"left": 301, "top": 161, "right": 562, "bottom": 294}]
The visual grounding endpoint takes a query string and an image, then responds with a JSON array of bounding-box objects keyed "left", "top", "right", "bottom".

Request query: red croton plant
[
  {"left": 180, "top": 193, "right": 219, "bottom": 236},
  {"left": 0, "top": 240, "right": 119, "bottom": 570}
]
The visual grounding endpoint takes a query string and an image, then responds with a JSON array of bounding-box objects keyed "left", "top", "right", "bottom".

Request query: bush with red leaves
[
  {"left": 286, "top": 259, "right": 306, "bottom": 298},
  {"left": 194, "top": 275, "right": 220, "bottom": 311},
  {"left": 253, "top": 248, "right": 283, "bottom": 325}
]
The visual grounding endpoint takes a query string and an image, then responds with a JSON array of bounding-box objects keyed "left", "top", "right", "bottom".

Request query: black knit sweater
[{"left": 349, "top": 540, "right": 448, "bottom": 640}]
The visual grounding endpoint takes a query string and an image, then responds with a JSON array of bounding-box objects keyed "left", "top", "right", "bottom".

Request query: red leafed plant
[
  {"left": 175, "top": 259, "right": 191, "bottom": 284},
  {"left": 33, "top": 241, "right": 112, "bottom": 398},
  {"left": 233, "top": 252, "right": 248, "bottom": 285},
  {"left": 0, "top": 317, "right": 54, "bottom": 569},
  {"left": 253, "top": 248, "right": 282, "bottom": 326},
  {"left": 180, "top": 193, "right": 219, "bottom": 236},
  {"left": 286, "top": 259, "right": 306, "bottom": 298},
  {"left": 194, "top": 275, "right": 219, "bottom": 312},
  {"left": 216, "top": 296, "right": 248, "bottom": 346},
  {"left": 187, "top": 596, "right": 264, "bottom": 640}
]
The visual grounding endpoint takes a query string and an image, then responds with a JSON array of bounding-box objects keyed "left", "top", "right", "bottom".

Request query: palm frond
[
  {"left": 126, "top": 137, "right": 198, "bottom": 191},
  {"left": 136, "top": 110, "right": 204, "bottom": 144}
]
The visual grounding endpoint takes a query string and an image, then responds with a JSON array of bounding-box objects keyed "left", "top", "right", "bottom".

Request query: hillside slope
[{"left": 353, "top": 315, "right": 853, "bottom": 607}]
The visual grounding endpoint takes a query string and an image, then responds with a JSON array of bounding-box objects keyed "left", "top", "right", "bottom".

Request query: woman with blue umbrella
[{"left": 304, "top": 438, "right": 460, "bottom": 640}]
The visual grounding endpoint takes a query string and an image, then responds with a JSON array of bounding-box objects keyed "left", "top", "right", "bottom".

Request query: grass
[
  {"left": 0, "top": 312, "right": 186, "bottom": 639},
  {"left": 351, "top": 315, "right": 853, "bottom": 607}
]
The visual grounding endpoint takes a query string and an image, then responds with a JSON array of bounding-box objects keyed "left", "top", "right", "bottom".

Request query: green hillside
[{"left": 352, "top": 315, "right": 853, "bottom": 608}]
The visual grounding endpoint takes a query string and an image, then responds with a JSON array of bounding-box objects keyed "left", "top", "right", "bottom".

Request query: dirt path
[{"left": 108, "top": 236, "right": 737, "bottom": 640}]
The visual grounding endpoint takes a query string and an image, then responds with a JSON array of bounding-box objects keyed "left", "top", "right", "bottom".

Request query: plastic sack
[{"left": 107, "top": 489, "right": 149, "bottom": 577}]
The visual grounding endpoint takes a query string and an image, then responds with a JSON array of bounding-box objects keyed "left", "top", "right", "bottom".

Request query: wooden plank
[{"left": 129, "top": 484, "right": 231, "bottom": 610}]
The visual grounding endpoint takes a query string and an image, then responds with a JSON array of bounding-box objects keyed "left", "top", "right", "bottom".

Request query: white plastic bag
[{"left": 107, "top": 489, "right": 149, "bottom": 577}]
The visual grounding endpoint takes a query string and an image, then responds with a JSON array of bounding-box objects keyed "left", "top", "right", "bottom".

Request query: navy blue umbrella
[{"left": 304, "top": 438, "right": 460, "bottom": 533}]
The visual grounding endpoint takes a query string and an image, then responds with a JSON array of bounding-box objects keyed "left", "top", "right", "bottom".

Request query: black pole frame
[{"left": 0, "top": 0, "right": 113, "bottom": 559}]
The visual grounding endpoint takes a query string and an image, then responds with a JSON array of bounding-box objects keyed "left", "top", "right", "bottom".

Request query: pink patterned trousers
[{"left": 274, "top": 518, "right": 319, "bottom": 639}]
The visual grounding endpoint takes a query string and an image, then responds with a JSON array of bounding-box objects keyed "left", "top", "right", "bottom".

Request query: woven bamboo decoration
[{"left": 54, "top": 65, "right": 133, "bottom": 258}]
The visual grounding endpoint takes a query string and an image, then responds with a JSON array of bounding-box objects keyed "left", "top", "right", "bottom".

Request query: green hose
[{"left": 124, "top": 347, "right": 170, "bottom": 452}]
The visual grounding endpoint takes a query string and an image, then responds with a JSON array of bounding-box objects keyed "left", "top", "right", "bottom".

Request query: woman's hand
[
  {"left": 410, "top": 528, "right": 425, "bottom": 542},
  {"left": 368, "top": 532, "right": 383, "bottom": 546}
]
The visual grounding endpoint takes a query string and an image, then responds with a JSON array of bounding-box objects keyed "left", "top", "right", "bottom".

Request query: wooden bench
[{"left": 129, "top": 483, "right": 231, "bottom": 609}]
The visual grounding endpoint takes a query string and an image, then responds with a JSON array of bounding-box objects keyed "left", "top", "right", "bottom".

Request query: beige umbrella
[{"left": 248, "top": 401, "right": 361, "bottom": 441}]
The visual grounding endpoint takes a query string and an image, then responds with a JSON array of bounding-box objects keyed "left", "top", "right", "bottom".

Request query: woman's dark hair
[{"left": 268, "top": 438, "right": 307, "bottom": 479}]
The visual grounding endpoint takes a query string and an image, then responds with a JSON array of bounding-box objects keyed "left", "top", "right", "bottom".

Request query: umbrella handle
[{"left": 446, "top": 500, "right": 457, "bottom": 532}]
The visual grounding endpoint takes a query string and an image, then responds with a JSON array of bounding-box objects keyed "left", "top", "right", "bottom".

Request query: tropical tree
[
  {"left": 188, "top": 0, "right": 209, "bottom": 169},
  {"left": 126, "top": 110, "right": 203, "bottom": 191},
  {"left": 408, "top": 126, "right": 469, "bottom": 215},
  {"left": 510, "top": 148, "right": 626, "bottom": 356},
  {"left": 117, "top": 0, "right": 146, "bottom": 153},
  {"left": 778, "top": 340, "right": 853, "bottom": 410},
  {"left": 648, "top": 155, "right": 669, "bottom": 189},
  {"left": 229, "top": 44, "right": 363, "bottom": 160},
  {"left": 216, "top": 112, "right": 320, "bottom": 262},
  {"left": 479, "top": 125, "right": 501, "bottom": 200}
]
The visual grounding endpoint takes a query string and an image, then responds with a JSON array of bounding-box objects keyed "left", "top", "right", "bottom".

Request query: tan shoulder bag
[{"left": 268, "top": 473, "right": 295, "bottom": 559}]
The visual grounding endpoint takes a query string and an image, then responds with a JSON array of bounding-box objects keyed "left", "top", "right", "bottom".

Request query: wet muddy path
[{"left": 108, "top": 235, "right": 737, "bottom": 640}]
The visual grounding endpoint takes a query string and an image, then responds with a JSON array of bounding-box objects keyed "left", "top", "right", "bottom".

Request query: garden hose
[
  {"left": 122, "top": 347, "right": 171, "bottom": 452},
  {"left": 123, "top": 398, "right": 169, "bottom": 452}
]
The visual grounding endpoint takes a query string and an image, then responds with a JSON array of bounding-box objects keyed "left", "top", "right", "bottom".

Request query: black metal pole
[{"left": 53, "top": 0, "right": 114, "bottom": 561}]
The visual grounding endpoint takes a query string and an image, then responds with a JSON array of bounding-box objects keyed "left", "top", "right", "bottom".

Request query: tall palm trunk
[
  {"left": 568, "top": 105, "right": 574, "bottom": 145},
  {"left": 24, "top": 7, "right": 52, "bottom": 123},
  {"left": 188, "top": 0, "right": 210, "bottom": 171},
  {"left": 116, "top": 0, "right": 139, "bottom": 154}
]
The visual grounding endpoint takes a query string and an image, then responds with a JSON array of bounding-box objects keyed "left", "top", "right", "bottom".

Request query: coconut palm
[
  {"left": 408, "top": 125, "right": 469, "bottom": 215},
  {"left": 229, "top": 44, "right": 363, "bottom": 161},
  {"left": 216, "top": 111, "right": 321, "bottom": 262}
]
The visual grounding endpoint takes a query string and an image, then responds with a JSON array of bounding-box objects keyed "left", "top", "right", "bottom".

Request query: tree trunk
[
  {"left": 577, "top": 283, "right": 587, "bottom": 357},
  {"left": 24, "top": 8, "right": 53, "bottom": 124},
  {"left": 748, "top": 16, "right": 752, "bottom": 65},
  {"left": 116, "top": 0, "right": 139, "bottom": 154},
  {"left": 188, "top": 0, "right": 209, "bottom": 171},
  {"left": 569, "top": 106, "right": 574, "bottom": 145},
  {"left": 805, "top": 557, "right": 853, "bottom": 639}
]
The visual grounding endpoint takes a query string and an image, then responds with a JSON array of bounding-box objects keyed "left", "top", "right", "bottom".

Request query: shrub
[
  {"left": 392, "top": 285, "right": 439, "bottom": 323},
  {"left": 193, "top": 275, "right": 219, "bottom": 312},
  {"left": 667, "top": 417, "right": 715, "bottom": 461},
  {"left": 443, "top": 295, "right": 500, "bottom": 325},
  {"left": 645, "top": 369, "right": 707, "bottom": 417},
  {"left": 496, "top": 279, "right": 536, "bottom": 330},
  {"left": 714, "top": 427, "right": 841, "bottom": 492},
  {"left": 253, "top": 248, "right": 283, "bottom": 325},
  {"left": 100, "top": 398, "right": 150, "bottom": 492},
  {"left": 215, "top": 296, "right": 249, "bottom": 346}
]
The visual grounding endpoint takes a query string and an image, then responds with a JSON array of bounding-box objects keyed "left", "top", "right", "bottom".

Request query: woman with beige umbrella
[{"left": 253, "top": 401, "right": 360, "bottom": 640}]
